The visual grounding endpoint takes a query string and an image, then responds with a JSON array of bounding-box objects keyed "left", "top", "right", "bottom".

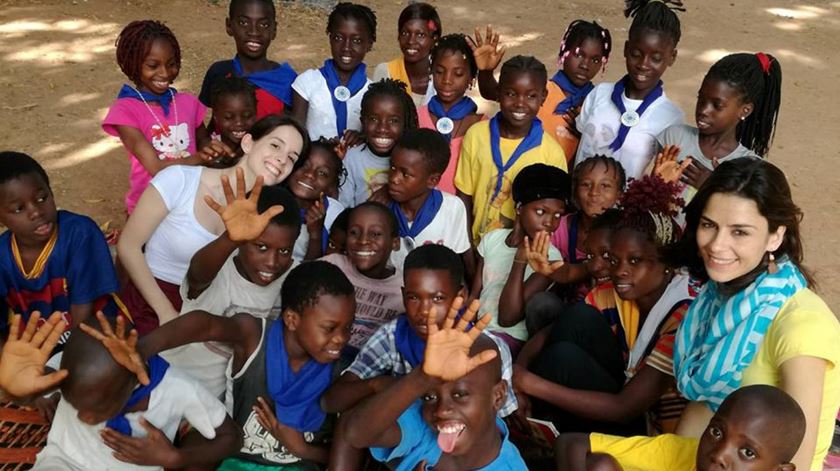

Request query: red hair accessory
[
  {"left": 426, "top": 20, "right": 437, "bottom": 32},
  {"left": 755, "top": 52, "right": 772, "bottom": 74}
]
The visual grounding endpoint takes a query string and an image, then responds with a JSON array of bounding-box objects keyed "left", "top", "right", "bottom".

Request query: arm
[
  {"left": 114, "top": 125, "right": 203, "bottom": 176},
  {"left": 116, "top": 185, "right": 179, "bottom": 324},
  {"left": 253, "top": 396, "right": 329, "bottom": 463},
  {"left": 469, "top": 25, "right": 505, "bottom": 102},
  {"left": 516, "top": 326, "right": 550, "bottom": 367},
  {"left": 321, "top": 372, "right": 396, "bottom": 413},
  {"left": 302, "top": 198, "right": 327, "bottom": 261},
  {"left": 515, "top": 364, "right": 673, "bottom": 424},
  {"left": 68, "top": 303, "right": 94, "bottom": 329},
  {"left": 456, "top": 191, "right": 475, "bottom": 248},
  {"left": 194, "top": 122, "right": 211, "bottom": 151},
  {"left": 498, "top": 237, "right": 554, "bottom": 328},
  {"left": 468, "top": 253, "right": 484, "bottom": 304},
  {"left": 555, "top": 433, "right": 593, "bottom": 471},
  {"left": 138, "top": 311, "right": 260, "bottom": 362},
  {"left": 290, "top": 91, "right": 309, "bottom": 129},
  {"left": 185, "top": 233, "right": 238, "bottom": 299},
  {"left": 780, "top": 355, "right": 827, "bottom": 471}
]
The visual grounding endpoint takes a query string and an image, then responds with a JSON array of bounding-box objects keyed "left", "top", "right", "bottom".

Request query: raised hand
[
  {"left": 340, "top": 130, "right": 365, "bottom": 150},
  {"left": 79, "top": 312, "right": 149, "bottom": 386},
  {"left": 204, "top": 167, "right": 284, "bottom": 243},
  {"left": 304, "top": 195, "right": 327, "bottom": 233},
  {"left": 525, "top": 231, "right": 564, "bottom": 276},
  {"left": 681, "top": 158, "right": 714, "bottom": 189},
  {"left": 0, "top": 312, "right": 68, "bottom": 398},
  {"left": 423, "top": 297, "right": 498, "bottom": 382},
  {"left": 469, "top": 25, "right": 506, "bottom": 72},
  {"left": 102, "top": 417, "right": 180, "bottom": 468},
  {"left": 194, "top": 140, "right": 236, "bottom": 165},
  {"left": 653, "top": 145, "right": 690, "bottom": 184}
]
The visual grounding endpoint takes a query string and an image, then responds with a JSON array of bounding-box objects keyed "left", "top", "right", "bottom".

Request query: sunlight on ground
[
  {"left": 695, "top": 47, "right": 825, "bottom": 70},
  {"left": 0, "top": 18, "right": 119, "bottom": 65},
  {"left": 695, "top": 49, "right": 734, "bottom": 64},
  {"left": 4, "top": 36, "right": 113, "bottom": 64},
  {"left": 43, "top": 137, "right": 122, "bottom": 171},
  {"left": 773, "top": 21, "right": 803, "bottom": 31},
  {"left": 59, "top": 92, "right": 102, "bottom": 107},
  {"left": 500, "top": 32, "right": 545, "bottom": 49},
  {"left": 766, "top": 5, "right": 828, "bottom": 20}
]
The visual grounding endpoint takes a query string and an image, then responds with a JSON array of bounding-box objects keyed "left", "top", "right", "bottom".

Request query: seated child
[
  {"left": 204, "top": 76, "right": 258, "bottom": 167},
  {"left": 286, "top": 139, "right": 346, "bottom": 260},
  {"left": 473, "top": 163, "right": 568, "bottom": 354},
  {"left": 454, "top": 55, "right": 567, "bottom": 244},
  {"left": 342, "top": 302, "right": 527, "bottom": 470},
  {"left": 320, "top": 202, "right": 404, "bottom": 360},
  {"left": 161, "top": 179, "right": 301, "bottom": 398},
  {"left": 103, "top": 20, "right": 209, "bottom": 214},
  {"left": 372, "top": 2, "right": 441, "bottom": 107},
  {"left": 555, "top": 384, "right": 806, "bottom": 471},
  {"left": 135, "top": 261, "right": 356, "bottom": 469},
  {"left": 199, "top": 0, "right": 297, "bottom": 120},
  {"left": 387, "top": 128, "right": 471, "bottom": 271},
  {"left": 0, "top": 315, "right": 240, "bottom": 470},
  {"left": 418, "top": 33, "right": 484, "bottom": 193},
  {"left": 338, "top": 79, "right": 418, "bottom": 208},
  {"left": 326, "top": 208, "right": 351, "bottom": 255},
  {"left": 0, "top": 152, "right": 126, "bottom": 339},
  {"left": 291, "top": 2, "right": 375, "bottom": 140}
]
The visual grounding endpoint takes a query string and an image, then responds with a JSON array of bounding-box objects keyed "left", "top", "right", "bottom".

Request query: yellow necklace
[{"left": 12, "top": 228, "right": 58, "bottom": 280}]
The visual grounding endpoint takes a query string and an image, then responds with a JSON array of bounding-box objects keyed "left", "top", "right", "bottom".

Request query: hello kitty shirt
[{"left": 103, "top": 92, "right": 206, "bottom": 214}]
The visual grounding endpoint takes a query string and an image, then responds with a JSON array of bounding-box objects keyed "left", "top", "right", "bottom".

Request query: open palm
[
  {"left": 0, "top": 312, "right": 68, "bottom": 398},
  {"left": 525, "top": 231, "right": 563, "bottom": 276},
  {"left": 204, "top": 167, "right": 284, "bottom": 243},
  {"left": 423, "top": 298, "right": 498, "bottom": 382},
  {"left": 79, "top": 311, "right": 149, "bottom": 385},
  {"left": 469, "top": 25, "right": 506, "bottom": 71}
]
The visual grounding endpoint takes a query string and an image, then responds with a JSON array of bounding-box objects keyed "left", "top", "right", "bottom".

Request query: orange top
[{"left": 537, "top": 81, "right": 581, "bottom": 164}]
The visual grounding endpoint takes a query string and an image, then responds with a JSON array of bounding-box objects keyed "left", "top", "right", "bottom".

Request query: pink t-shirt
[
  {"left": 102, "top": 93, "right": 206, "bottom": 213},
  {"left": 550, "top": 213, "right": 586, "bottom": 263},
  {"left": 417, "top": 105, "right": 479, "bottom": 195}
]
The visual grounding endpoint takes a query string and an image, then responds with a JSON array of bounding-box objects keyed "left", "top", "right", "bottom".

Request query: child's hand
[
  {"left": 653, "top": 145, "right": 690, "bottom": 184},
  {"left": 305, "top": 195, "right": 327, "bottom": 233},
  {"left": 469, "top": 25, "right": 506, "bottom": 72},
  {"left": 253, "top": 396, "right": 310, "bottom": 456},
  {"left": 0, "top": 312, "right": 68, "bottom": 398},
  {"left": 423, "top": 297, "right": 498, "bottom": 382},
  {"left": 681, "top": 158, "right": 713, "bottom": 189},
  {"left": 340, "top": 130, "right": 365, "bottom": 150},
  {"left": 367, "top": 185, "right": 392, "bottom": 205},
  {"left": 32, "top": 392, "right": 60, "bottom": 423},
  {"left": 195, "top": 141, "right": 236, "bottom": 165},
  {"left": 525, "top": 232, "right": 564, "bottom": 276},
  {"left": 102, "top": 417, "right": 181, "bottom": 468},
  {"left": 204, "top": 167, "right": 285, "bottom": 243},
  {"left": 79, "top": 312, "right": 149, "bottom": 386}
]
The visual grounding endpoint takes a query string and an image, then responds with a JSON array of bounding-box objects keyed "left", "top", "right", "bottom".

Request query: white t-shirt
[
  {"left": 33, "top": 368, "right": 227, "bottom": 471},
  {"left": 478, "top": 228, "right": 562, "bottom": 341},
  {"left": 292, "top": 196, "right": 345, "bottom": 261},
  {"left": 145, "top": 165, "right": 217, "bottom": 284},
  {"left": 390, "top": 192, "right": 471, "bottom": 271},
  {"left": 372, "top": 62, "right": 435, "bottom": 107},
  {"left": 292, "top": 68, "right": 370, "bottom": 141},
  {"left": 338, "top": 145, "right": 391, "bottom": 208},
  {"left": 575, "top": 82, "right": 684, "bottom": 181},
  {"left": 160, "top": 254, "right": 298, "bottom": 398}
]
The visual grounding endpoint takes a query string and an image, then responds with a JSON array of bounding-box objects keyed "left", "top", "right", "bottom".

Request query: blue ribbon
[
  {"left": 117, "top": 84, "right": 177, "bottom": 116},
  {"left": 427, "top": 96, "right": 478, "bottom": 140},
  {"left": 607, "top": 75, "right": 663, "bottom": 152},
  {"left": 105, "top": 355, "right": 170, "bottom": 436},
  {"left": 394, "top": 315, "right": 426, "bottom": 368},
  {"left": 489, "top": 114, "right": 544, "bottom": 201},
  {"left": 319, "top": 59, "right": 368, "bottom": 137},
  {"left": 265, "top": 320, "right": 331, "bottom": 432},
  {"left": 232, "top": 56, "right": 297, "bottom": 106},
  {"left": 550, "top": 71, "right": 594, "bottom": 116},
  {"left": 389, "top": 190, "right": 443, "bottom": 239}
]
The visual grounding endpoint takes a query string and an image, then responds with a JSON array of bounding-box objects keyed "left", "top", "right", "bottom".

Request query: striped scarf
[{"left": 673, "top": 258, "right": 806, "bottom": 410}]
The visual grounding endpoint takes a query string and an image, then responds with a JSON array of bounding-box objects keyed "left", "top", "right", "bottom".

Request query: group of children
[{"left": 1, "top": 0, "right": 836, "bottom": 470}]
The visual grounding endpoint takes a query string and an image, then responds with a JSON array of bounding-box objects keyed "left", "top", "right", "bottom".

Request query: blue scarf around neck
[
  {"left": 394, "top": 315, "right": 426, "bottom": 368},
  {"left": 489, "top": 113, "right": 544, "bottom": 201},
  {"left": 105, "top": 355, "right": 170, "bottom": 436},
  {"left": 607, "top": 75, "right": 663, "bottom": 152},
  {"left": 117, "top": 84, "right": 177, "bottom": 116},
  {"left": 389, "top": 189, "right": 443, "bottom": 239},
  {"left": 319, "top": 59, "right": 368, "bottom": 137},
  {"left": 550, "top": 70, "right": 594, "bottom": 116},
  {"left": 232, "top": 56, "right": 297, "bottom": 106},
  {"left": 427, "top": 96, "right": 478, "bottom": 140}
]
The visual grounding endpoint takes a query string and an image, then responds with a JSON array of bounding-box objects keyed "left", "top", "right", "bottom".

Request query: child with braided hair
[{"left": 513, "top": 174, "right": 699, "bottom": 437}]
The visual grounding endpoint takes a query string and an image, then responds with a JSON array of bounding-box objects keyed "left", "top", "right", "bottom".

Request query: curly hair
[{"left": 115, "top": 20, "right": 180, "bottom": 83}]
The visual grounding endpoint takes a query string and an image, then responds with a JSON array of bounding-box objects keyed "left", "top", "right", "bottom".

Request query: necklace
[{"left": 131, "top": 86, "right": 180, "bottom": 155}]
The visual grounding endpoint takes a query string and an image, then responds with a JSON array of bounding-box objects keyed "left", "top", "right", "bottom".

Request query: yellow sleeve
[
  {"left": 590, "top": 433, "right": 698, "bottom": 471},
  {"left": 767, "top": 289, "right": 840, "bottom": 368},
  {"left": 454, "top": 122, "right": 484, "bottom": 196},
  {"left": 541, "top": 131, "right": 568, "bottom": 171}
]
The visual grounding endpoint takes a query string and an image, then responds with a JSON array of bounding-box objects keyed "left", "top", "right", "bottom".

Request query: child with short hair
[
  {"left": 474, "top": 20, "right": 612, "bottom": 162},
  {"left": 454, "top": 55, "right": 567, "bottom": 244},
  {"left": 326, "top": 208, "right": 351, "bottom": 256},
  {"left": 199, "top": 0, "right": 297, "bottom": 120},
  {"left": 102, "top": 20, "right": 210, "bottom": 214},
  {"left": 204, "top": 76, "right": 258, "bottom": 167},
  {"left": 473, "top": 163, "right": 568, "bottom": 353},
  {"left": 556, "top": 385, "right": 807, "bottom": 471},
  {"left": 575, "top": 0, "right": 685, "bottom": 180},
  {"left": 291, "top": 2, "right": 376, "bottom": 141},
  {"left": 387, "top": 128, "right": 471, "bottom": 271},
  {"left": 320, "top": 202, "right": 404, "bottom": 359},
  {"left": 131, "top": 261, "right": 357, "bottom": 469},
  {"left": 160, "top": 175, "right": 301, "bottom": 398},
  {"left": 419, "top": 33, "right": 483, "bottom": 193},
  {"left": 286, "top": 139, "right": 346, "bottom": 261},
  {"left": 342, "top": 301, "right": 527, "bottom": 470},
  {"left": 372, "top": 2, "right": 442, "bottom": 107},
  {"left": 338, "top": 78, "right": 418, "bottom": 208}
]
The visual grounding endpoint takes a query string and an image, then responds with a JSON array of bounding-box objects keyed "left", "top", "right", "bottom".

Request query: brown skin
[
  {"left": 497, "top": 71, "right": 547, "bottom": 139},
  {"left": 287, "top": 147, "right": 341, "bottom": 259},
  {"left": 362, "top": 95, "right": 407, "bottom": 156},
  {"left": 212, "top": 93, "right": 257, "bottom": 162},
  {"left": 398, "top": 18, "right": 438, "bottom": 95},
  {"left": 344, "top": 206, "right": 400, "bottom": 279},
  {"left": 226, "top": 0, "right": 278, "bottom": 72},
  {"left": 622, "top": 30, "right": 677, "bottom": 99}
]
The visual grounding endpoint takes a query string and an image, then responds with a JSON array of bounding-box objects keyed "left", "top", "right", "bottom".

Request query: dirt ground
[{"left": 1, "top": 0, "right": 838, "bottom": 309}]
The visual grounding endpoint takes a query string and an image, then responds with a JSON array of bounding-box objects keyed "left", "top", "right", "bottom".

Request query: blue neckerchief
[
  {"left": 550, "top": 70, "right": 593, "bottom": 116},
  {"left": 427, "top": 96, "right": 478, "bottom": 141},
  {"left": 265, "top": 320, "right": 332, "bottom": 432},
  {"left": 232, "top": 56, "right": 297, "bottom": 106},
  {"left": 608, "top": 75, "right": 663, "bottom": 152},
  {"left": 105, "top": 355, "right": 170, "bottom": 436},
  {"left": 299, "top": 197, "right": 332, "bottom": 254},
  {"left": 394, "top": 315, "right": 426, "bottom": 368},
  {"left": 117, "top": 84, "right": 177, "bottom": 116},
  {"left": 389, "top": 190, "right": 443, "bottom": 239},
  {"left": 319, "top": 59, "right": 368, "bottom": 137},
  {"left": 488, "top": 114, "right": 544, "bottom": 201}
]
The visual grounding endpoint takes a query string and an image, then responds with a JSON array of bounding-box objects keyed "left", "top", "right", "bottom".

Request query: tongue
[{"left": 437, "top": 430, "right": 460, "bottom": 453}]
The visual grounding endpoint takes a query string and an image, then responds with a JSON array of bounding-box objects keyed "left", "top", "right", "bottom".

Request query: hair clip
[
  {"left": 648, "top": 211, "right": 675, "bottom": 246},
  {"left": 755, "top": 52, "right": 772, "bottom": 74},
  {"left": 427, "top": 19, "right": 437, "bottom": 32}
]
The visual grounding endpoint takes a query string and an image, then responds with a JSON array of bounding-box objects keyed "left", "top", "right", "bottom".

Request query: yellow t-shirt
[
  {"left": 738, "top": 288, "right": 840, "bottom": 471},
  {"left": 454, "top": 120, "right": 567, "bottom": 242},
  {"left": 590, "top": 433, "right": 698, "bottom": 471}
]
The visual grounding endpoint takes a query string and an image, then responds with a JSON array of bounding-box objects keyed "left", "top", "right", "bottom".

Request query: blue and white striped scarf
[{"left": 673, "top": 258, "right": 806, "bottom": 410}]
